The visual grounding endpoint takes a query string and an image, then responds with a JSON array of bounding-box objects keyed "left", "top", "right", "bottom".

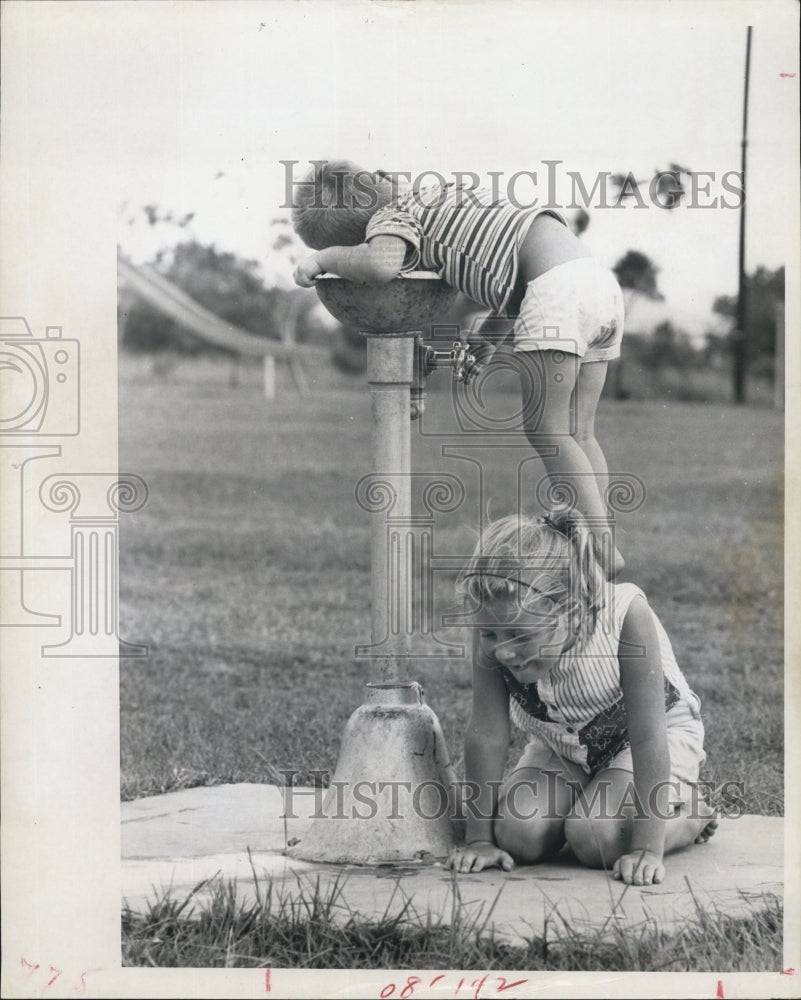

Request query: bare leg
[
  {"left": 517, "top": 350, "right": 623, "bottom": 577},
  {"left": 564, "top": 769, "right": 718, "bottom": 870},
  {"left": 570, "top": 360, "right": 624, "bottom": 576},
  {"left": 570, "top": 360, "right": 610, "bottom": 495},
  {"left": 666, "top": 800, "right": 718, "bottom": 851},
  {"left": 494, "top": 757, "right": 586, "bottom": 864}
]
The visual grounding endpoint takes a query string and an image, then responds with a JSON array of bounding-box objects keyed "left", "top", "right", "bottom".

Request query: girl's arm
[
  {"left": 294, "top": 235, "right": 407, "bottom": 286},
  {"left": 615, "top": 594, "right": 671, "bottom": 884},
  {"left": 449, "top": 633, "right": 514, "bottom": 871}
]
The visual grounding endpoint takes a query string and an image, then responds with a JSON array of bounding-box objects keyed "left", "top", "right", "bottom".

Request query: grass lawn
[
  {"left": 119, "top": 356, "right": 784, "bottom": 815},
  {"left": 118, "top": 355, "right": 784, "bottom": 971},
  {"left": 121, "top": 872, "right": 782, "bottom": 971}
]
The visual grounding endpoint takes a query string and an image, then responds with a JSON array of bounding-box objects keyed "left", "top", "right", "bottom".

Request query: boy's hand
[
  {"left": 460, "top": 341, "right": 495, "bottom": 385},
  {"left": 448, "top": 840, "right": 514, "bottom": 873},
  {"left": 612, "top": 849, "right": 665, "bottom": 886},
  {"left": 468, "top": 341, "right": 496, "bottom": 368},
  {"left": 294, "top": 253, "right": 324, "bottom": 288},
  {"left": 460, "top": 356, "right": 486, "bottom": 386}
]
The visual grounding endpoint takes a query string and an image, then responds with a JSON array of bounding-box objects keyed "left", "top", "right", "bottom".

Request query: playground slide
[{"left": 117, "top": 249, "right": 325, "bottom": 360}]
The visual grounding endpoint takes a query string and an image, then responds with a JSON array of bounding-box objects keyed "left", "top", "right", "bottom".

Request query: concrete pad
[{"left": 122, "top": 783, "right": 783, "bottom": 946}]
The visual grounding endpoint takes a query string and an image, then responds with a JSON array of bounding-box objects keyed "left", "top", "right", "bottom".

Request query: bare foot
[
  {"left": 693, "top": 800, "right": 719, "bottom": 844},
  {"left": 694, "top": 816, "right": 719, "bottom": 844}
]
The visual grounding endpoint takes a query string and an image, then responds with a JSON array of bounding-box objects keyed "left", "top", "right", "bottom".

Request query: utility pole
[{"left": 733, "top": 26, "right": 752, "bottom": 404}]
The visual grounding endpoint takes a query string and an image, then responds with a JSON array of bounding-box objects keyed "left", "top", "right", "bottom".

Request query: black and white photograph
[{"left": 1, "top": 1, "right": 799, "bottom": 997}]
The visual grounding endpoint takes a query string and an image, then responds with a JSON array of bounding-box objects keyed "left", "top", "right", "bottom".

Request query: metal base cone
[{"left": 289, "top": 683, "right": 458, "bottom": 865}]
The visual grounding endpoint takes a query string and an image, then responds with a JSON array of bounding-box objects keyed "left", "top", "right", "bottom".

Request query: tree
[
  {"left": 122, "top": 239, "right": 320, "bottom": 354},
  {"left": 612, "top": 250, "right": 664, "bottom": 302},
  {"left": 607, "top": 251, "right": 665, "bottom": 400},
  {"left": 713, "top": 265, "right": 785, "bottom": 364},
  {"left": 648, "top": 320, "right": 697, "bottom": 370},
  {"left": 570, "top": 208, "right": 590, "bottom": 237},
  {"left": 610, "top": 164, "right": 688, "bottom": 210}
]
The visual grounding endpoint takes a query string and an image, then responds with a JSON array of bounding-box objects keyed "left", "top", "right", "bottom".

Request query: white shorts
[
  {"left": 511, "top": 698, "right": 706, "bottom": 808},
  {"left": 513, "top": 258, "right": 625, "bottom": 362}
]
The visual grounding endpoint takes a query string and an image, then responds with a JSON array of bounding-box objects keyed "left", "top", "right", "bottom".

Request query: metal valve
[
  {"left": 410, "top": 336, "right": 480, "bottom": 420},
  {"left": 424, "top": 341, "right": 481, "bottom": 382}
]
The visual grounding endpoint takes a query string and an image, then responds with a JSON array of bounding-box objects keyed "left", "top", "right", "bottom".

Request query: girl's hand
[
  {"left": 448, "top": 841, "right": 514, "bottom": 873},
  {"left": 612, "top": 849, "right": 665, "bottom": 886},
  {"left": 294, "top": 253, "right": 324, "bottom": 287}
]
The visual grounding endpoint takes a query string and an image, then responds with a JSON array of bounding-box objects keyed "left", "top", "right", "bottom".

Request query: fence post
[{"left": 262, "top": 355, "right": 276, "bottom": 400}]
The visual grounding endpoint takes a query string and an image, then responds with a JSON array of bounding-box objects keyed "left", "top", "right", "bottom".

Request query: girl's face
[{"left": 477, "top": 592, "right": 575, "bottom": 683}]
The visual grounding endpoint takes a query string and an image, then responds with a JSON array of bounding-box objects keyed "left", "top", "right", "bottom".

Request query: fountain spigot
[
  {"left": 453, "top": 342, "right": 481, "bottom": 384},
  {"left": 425, "top": 341, "right": 480, "bottom": 382},
  {"left": 410, "top": 337, "right": 480, "bottom": 419}
]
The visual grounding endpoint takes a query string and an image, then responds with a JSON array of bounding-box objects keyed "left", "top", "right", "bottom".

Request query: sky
[{"left": 107, "top": 1, "right": 798, "bottom": 338}]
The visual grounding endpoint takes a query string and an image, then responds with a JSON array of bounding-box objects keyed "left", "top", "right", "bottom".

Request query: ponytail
[
  {"left": 456, "top": 509, "right": 609, "bottom": 646},
  {"left": 541, "top": 507, "right": 606, "bottom": 643}
]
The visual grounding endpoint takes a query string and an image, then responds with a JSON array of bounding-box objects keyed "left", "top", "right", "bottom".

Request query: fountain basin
[{"left": 315, "top": 272, "right": 457, "bottom": 334}]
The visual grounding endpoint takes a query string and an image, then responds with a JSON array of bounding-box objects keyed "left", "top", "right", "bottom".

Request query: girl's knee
[
  {"left": 565, "top": 769, "right": 634, "bottom": 867},
  {"left": 564, "top": 813, "right": 626, "bottom": 869},
  {"left": 494, "top": 811, "right": 564, "bottom": 864},
  {"left": 494, "top": 765, "right": 577, "bottom": 863},
  {"left": 572, "top": 426, "right": 596, "bottom": 449}
]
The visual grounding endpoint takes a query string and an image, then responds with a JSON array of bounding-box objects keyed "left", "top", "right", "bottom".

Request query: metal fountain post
[
  {"left": 368, "top": 334, "right": 414, "bottom": 685},
  {"left": 291, "top": 274, "right": 467, "bottom": 865}
]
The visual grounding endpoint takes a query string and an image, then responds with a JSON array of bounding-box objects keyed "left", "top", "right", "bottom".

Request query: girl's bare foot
[
  {"left": 692, "top": 799, "right": 719, "bottom": 844},
  {"left": 694, "top": 815, "right": 719, "bottom": 844}
]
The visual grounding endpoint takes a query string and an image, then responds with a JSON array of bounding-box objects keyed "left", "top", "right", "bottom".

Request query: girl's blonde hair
[
  {"left": 291, "top": 159, "right": 393, "bottom": 250},
  {"left": 455, "top": 508, "right": 606, "bottom": 646}
]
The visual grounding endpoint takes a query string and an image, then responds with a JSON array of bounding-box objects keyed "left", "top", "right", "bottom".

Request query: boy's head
[{"left": 291, "top": 159, "right": 394, "bottom": 250}]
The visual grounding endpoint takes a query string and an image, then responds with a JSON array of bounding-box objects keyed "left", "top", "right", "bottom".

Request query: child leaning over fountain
[
  {"left": 446, "top": 508, "right": 716, "bottom": 886},
  {"left": 291, "top": 160, "right": 626, "bottom": 577}
]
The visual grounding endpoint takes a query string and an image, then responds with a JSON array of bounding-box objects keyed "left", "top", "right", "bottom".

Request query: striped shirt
[
  {"left": 364, "top": 183, "right": 567, "bottom": 314},
  {"left": 501, "top": 583, "right": 701, "bottom": 776}
]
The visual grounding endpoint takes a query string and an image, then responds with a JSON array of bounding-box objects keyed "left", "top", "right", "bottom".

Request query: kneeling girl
[{"left": 449, "top": 510, "right": 715, "bottom": 886}]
